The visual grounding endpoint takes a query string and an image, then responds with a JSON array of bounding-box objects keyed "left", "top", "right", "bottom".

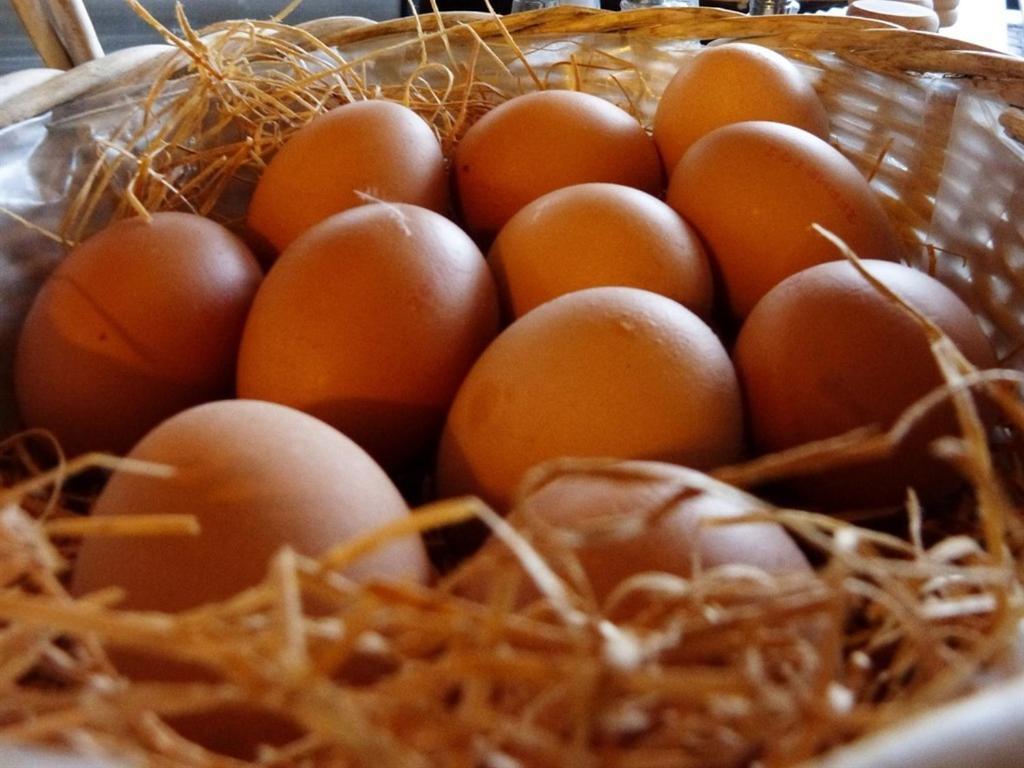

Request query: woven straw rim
[{"left": 1, "top": 7, "right": 1023, "bottom": 132}]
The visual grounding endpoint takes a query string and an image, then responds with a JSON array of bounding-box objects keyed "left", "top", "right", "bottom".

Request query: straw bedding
[{"left": 0, "top": 5, "right": 1022, "bottom": 767}]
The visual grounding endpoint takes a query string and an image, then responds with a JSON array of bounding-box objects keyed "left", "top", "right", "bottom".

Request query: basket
[{"left": 0, "top": 5, "right": 1023, "bottom": 768}]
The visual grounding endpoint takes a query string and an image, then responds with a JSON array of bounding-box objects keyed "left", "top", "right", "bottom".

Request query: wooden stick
[
  {"left": 10, "top": 0, "right": 73, "bottom": 69},
  {"left": 43, "top": 0, "right": 104, "bottom": 66}
]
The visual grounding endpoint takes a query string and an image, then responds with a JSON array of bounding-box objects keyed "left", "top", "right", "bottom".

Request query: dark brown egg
[
  {"left": 734, "top": 260, "right": 997, "bottom": 508},
  {"left": 15, "top": 212, "right": 261, "bottom": 456},
  {"left": 455, "top": 463, "right": 811, "bottom": 610}
]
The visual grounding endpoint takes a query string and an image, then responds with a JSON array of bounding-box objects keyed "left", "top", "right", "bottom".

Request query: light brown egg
[
  {"left": 456, "top": 464, "right": 810, "bottom": 609},
  {"left": 488, "top": 182, "right": 713, "bottom": 321},
  {"left": 436, "top": 286, "right": 744, "bottom": 512},
  {"left": 246, "top": 99, "right": 448, "bottom": 254},
  {"left": 667, "top": 121, "right": 901, "bottom": 319},
  {"left": 733, "top": 260, "right": 996, "bottom": 508},
  {"left": 653, "top": 43, "right": 830, "bottom": 176},
  {"left": 14, "top": 212, "right": 262, "bottom": 457},
  {"left": 236, "top": 203, "right": 499, "bottom": 468},
  {"left": 453, "top": 90, "right": 663, "bottom": 243},
  {"left": 71, "top": 399, "right": 430, "bottom": 757}
]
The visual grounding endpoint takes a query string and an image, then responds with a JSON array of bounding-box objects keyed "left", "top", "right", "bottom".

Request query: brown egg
[
  {"left": 71, "top": 399, "right": 430, "bottom": 758},
  {"left": 237, "top": 203, "right": 499, "bottom": 468},
  {"left": 246, "top": 99, "right": 448, "bottom": 254},
  {"left": 488, "top": 182, "right": 713, "bottom": 320},
  {"left": 14, "top": 212, "right": 262, "bottom": 457},
  {"left": 667, "top": 121, "right": 901, "bottom": 319},
  {"left": 453, "top": 90, "right": 663, "bottom": 243},
  {"left": 456, "top": 463, "right": 810, "bottom": 609},
  {"left": 436, "top": 286, "right": 744, "bottom": 512},
  {"left": 653, "top": 43, "right": 830, "bottom": 176},
  {"left": 733, "top": 260, "right": 996, "bottom": 508}
]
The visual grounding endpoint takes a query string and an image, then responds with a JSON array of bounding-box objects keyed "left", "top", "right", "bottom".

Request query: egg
[
  {"left": 14, "top": 212, "right": 262, "bottom": 457},
  {"left": 246, "top": 99, "right": 448, "bottom": 254},
  {"left": 733, "top": 260, "right": 997, "bottom": 508},
  {"left": 488, "top": 182, "right": 713, "bottom": 321},
  {"left": 653, "top": 43, "right": 830, "bottom": 176},
  {"left": 71, "top": 399, "right": 430, "bottom": 758},
  {"left": 453, "top": 90, "right": 663, "bottom": 243},
  {"left": 436, "top": 286, "right": 744, "bottom": 512},
  {"left": 455, "top": 463, "right": 810, "bottom": 609},
  {"left": 667, "top": 121, "right": 901, "bottom": 319},
  {"left": 236, "top": 203, "right": 499, "bottom": 468}
]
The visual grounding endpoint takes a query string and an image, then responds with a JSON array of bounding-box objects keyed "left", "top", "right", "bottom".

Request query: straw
[{"left": 0, "top": 6, "right": 1021, "bottom": 768}]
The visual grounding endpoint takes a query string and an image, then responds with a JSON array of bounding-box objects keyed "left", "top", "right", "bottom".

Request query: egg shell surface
[
  {"left": 734, "top": 259, "right": 996, "bottom": 507},
  {"left": 14, "top": 212, "right": 262, "bottom": 457},
  {"left": 237, "top": 203, "right": 499, "bottom": 468},
  {"left": 457, "top": 463, "right": 811, "bottom": 609},
  {"left": 488, "top": 182, "right": 713, "bottom": 321},
  {"left": 653, "top": 42, "right": 830, "bottom": 176},
  {"left": 246, "top": 99, "right": 448, "bottom": 254},
  {"left": 436, "top": 286, "right": 745, "bottom": 512},
  {"left": 453, "top": 90, "right": 663, "bottom": 243},
  {"left": 667, "top": 120, "right": 901, "bottom": 319},
  {"left": 70, "top": 399, "right": 430, "bottom": 757},
  {"left": 71, "top": 398, "right": 429, "bottom": 612}
]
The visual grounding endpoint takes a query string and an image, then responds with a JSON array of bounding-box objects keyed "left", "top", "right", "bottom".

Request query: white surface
[
  {"left": 804, "top": 673, "right": 1024, "bottom": 768},
  {"left": 940, "top": 0, "right": 1015, "bottom": 51},
  {"left": 0, "top": 745, "right": 125, "bottom": 768}
]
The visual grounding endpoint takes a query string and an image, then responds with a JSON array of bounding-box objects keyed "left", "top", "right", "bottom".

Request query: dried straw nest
[{"left": 1, "top": 4, "right": 1023, "bottom": 767}]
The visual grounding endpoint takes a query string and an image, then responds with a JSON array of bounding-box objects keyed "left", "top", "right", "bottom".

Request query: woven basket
[
  {"left": 4, "top": 7, "right": 1024, "bottom": 349},
  {"left": 1, "top": 6, "right": 1023, "bottom": 768}
]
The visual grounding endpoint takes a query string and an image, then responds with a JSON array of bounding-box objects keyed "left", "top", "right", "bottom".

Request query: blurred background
[{"left": 1, "top": 0, "right": 406, "bottom": 75}]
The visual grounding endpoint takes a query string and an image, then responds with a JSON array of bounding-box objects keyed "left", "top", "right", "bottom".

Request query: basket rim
[{"left": 1, "top": 6, "right": 1023, "bottom": 131}]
